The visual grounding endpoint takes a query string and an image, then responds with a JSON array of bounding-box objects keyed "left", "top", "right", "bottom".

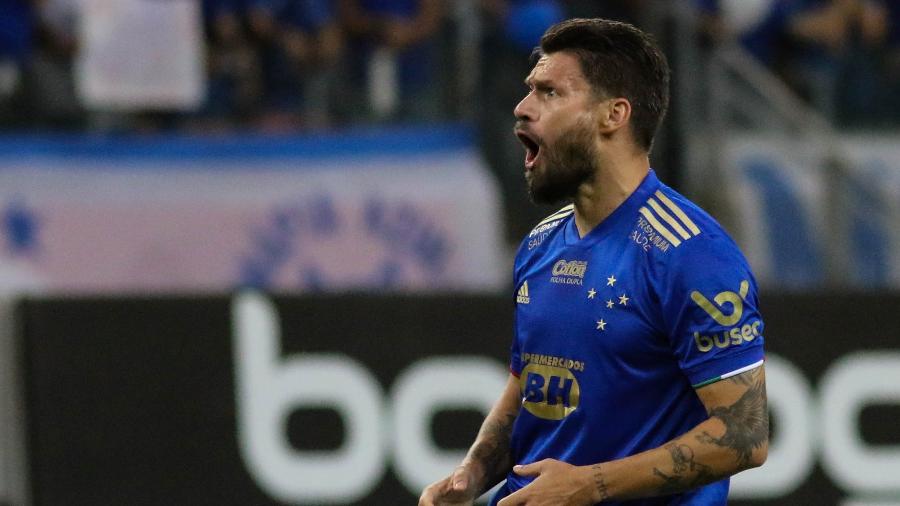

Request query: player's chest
[{"left": 515, "top": 250, "right": 659, "bottom": 356}]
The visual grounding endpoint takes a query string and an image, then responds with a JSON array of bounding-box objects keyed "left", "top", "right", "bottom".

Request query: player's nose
[{"left": 514, "top": 93, "right": 537, "bottom": 122}]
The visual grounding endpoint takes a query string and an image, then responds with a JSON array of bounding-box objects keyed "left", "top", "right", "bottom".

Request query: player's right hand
[{"left": 418, "top": 465, "right": 479, "bottom": 506}]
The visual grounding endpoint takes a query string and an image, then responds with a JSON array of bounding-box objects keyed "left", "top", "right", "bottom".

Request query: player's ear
[{"left": 597, "top": 98, "right": 631, "bottom": 134}]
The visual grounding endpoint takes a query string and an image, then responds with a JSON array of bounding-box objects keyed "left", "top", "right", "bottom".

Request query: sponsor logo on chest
[{"left": 550, "top": 259, "right": 587, "bottom": 286}]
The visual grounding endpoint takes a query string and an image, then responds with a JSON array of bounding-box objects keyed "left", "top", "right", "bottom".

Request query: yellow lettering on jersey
[
  {"left": 690, "top": 280, "right": 750, "bottom": 327},
  {"left": 520, "top": 363, "right": 580, "bottom": 420}
]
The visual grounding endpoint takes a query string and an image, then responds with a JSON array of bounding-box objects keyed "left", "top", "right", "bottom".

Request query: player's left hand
[{"left": 496, "top": 459, "right": 598, "bottom": 506}]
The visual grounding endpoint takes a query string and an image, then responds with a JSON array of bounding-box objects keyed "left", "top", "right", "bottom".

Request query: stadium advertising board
[{"left": 16, "top": 293, "right": 900, "bottom": 505}]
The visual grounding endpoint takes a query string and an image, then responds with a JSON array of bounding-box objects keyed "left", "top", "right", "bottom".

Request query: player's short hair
[{"left": 538, "top": 18, "right": 670, "bottom": 152}]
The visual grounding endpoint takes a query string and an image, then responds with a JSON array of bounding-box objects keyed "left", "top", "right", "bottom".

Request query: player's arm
[
  {"left": 593, "top": 364, "right": 768, "bottom": 500},
  {"left": 498, "top": 365, "right": 767, "bottom": 505},
  {"left": 419, "top": 373, "right": 522, "bottom": 505}
]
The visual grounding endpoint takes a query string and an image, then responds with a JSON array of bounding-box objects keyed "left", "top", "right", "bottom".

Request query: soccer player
[{"left": 419, "top": 18, "right": 767, "bottom": 506}]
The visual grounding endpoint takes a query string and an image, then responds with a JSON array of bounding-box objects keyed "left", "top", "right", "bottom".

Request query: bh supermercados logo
[
  {"left": 550, "top": 259, "right": 587, "bottom": 286},
  {"left": 520, "top": 355, "right": 582, "bottom": 420}
]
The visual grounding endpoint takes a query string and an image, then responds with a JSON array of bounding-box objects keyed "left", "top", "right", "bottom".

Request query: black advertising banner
[
  {"left": 16, "top": 293, "right": 900, "bottom": 505},
  {"left": 18, "top": 294, "right": 512, "bottom": 506}
]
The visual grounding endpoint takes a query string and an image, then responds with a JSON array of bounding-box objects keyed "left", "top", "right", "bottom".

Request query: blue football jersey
[{"left": 493, "top": 170, "right": 765, "bottom": 505}]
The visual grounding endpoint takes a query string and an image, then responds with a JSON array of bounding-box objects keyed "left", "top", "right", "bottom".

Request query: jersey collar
[{"left": 562, "top": 169, "right": 661, "bottom": 247}]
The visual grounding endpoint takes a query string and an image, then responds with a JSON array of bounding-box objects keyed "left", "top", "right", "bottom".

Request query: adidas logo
[{"left": 517, "top": 281, "right": 530, "bottom": 304}]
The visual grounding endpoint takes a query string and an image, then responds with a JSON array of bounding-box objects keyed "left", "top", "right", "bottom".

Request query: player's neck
[{"left": 571, "top": 151, "right": 650, "bottom": 238}]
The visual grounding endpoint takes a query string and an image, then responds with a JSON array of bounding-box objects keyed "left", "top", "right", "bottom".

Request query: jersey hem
[
  {"left": 684, "top": 344, "right": 765, "bottom": 387},
  {"left": 692, "top": 358, "right": 765, "bottom": 388}
]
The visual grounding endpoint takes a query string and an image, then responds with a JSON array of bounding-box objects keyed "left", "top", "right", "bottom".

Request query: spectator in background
[
  {"left": 247, "top": 0, "right": 342, "bottom": 130},
  {"left": 784, "top": 0, "right": 888, "bottom": 123},
  {"left": 337, "top": 0, "right": 443, "bottom": 122},
  {"left": 815, "top": 0, "right": 899, "bottom": 127},
  {"left": 695, "top": 0, "right": 795, "bottom": 70},
  {"left": 30, "top": 0, "right": 84, "bottom": 129},
  {"left": 694, "top": 0, "right": 891, "bottom": 126},
  {"left": 0, "top": 0, "right": 35, "bottom": 128},
  {"left": 200, "top": 0, "right": 263, "bottom": 130},
  {"left": 877, "top": 1, "right": 900, "bottom": 125}
]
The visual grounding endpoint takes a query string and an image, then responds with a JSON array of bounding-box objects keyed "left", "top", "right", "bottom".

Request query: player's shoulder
[
  {"left": 634, "top": 183, "right": 747, "bottom": 269},
  {"left": 515, "top": 204, "right": 573, "bottom": 259},
  {"left": 532, "top": 204, "right": 574, "bottom": 233}
]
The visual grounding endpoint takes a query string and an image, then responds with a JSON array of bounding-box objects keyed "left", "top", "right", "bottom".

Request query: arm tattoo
[
  {"left": 651, "top": 368, "right": 768, "bottom": 495},
  {"left": 726, "top": 371, "right": 753, "bottom": 387},
  {"left": 591, "top": 464, "right": 611, "bottom": 501},
  {"left": 470, "top": 412, "right": 517, "bottom": 490},
  {"left": 651, "top": 443, "right": 717, "bottom": 495},
  {"left": 696, "top": 368, "right": 769, "bottom": 468}
]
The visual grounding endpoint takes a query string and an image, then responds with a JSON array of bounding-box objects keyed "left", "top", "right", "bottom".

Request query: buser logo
[
  {"left": 694, "top": 320, "right": 762, "bottom": 353},
  {"left": 691, "top": 280, "right": 750, "bottom": 326},
  {"left": 517, "top": 281, "right": 530, "bottom": 304}
]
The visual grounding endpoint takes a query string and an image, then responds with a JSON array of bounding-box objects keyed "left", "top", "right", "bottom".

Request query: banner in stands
[
  {"left": 0, "top": 127, "right": 505, "bottom": 294},
  {"left": 16, "top": 293, "right": 900, "bottom": 506},
  {"left": 77, "top": 0, "right": 205, "bottom": 109},
  {"left": 724, "top": 134, "right": 900, "bottom": 289}
]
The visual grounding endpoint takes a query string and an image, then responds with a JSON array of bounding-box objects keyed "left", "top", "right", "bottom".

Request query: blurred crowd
[
  {"left": 1, "top": 0, "right": 899, "bottom": 132},
  {"left": 697, "top": 0, "right": 900, "bottom": 127},
  {"left": 199, "top": 0, "right": 447, "bottom": 131},
  {"left": 0, "top": 0, "right": 450, "bottom": 131}
]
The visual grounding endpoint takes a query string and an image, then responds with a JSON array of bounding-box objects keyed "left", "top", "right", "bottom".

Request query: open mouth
[{"left": 516, "top": 130, "right": 542, "bottom": 170}]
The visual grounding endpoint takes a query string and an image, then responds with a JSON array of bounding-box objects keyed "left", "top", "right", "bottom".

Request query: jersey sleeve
[
  {"left": 509, "top": 265, "right": 523, "bottom": 378},
  {"left": 660, "top": 236, "right": 766, "bottom": 388},
  {"left": 509, "top": 315, "right": 523, "bottom": 377}
]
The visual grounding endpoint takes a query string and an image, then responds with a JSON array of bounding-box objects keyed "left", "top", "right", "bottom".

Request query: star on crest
[
  {"left": 618, "top": 294, "right": 629, "bottom": 306},
  {"left": 596, "top": 319, "right": 607, "bottom": 331},
  {"left": 606, "top": 299, "right": 615, "bottom": 309},
  {"left": 606, "top": 275, "right": 617, "bottom": 287},
  {"left": 587, "top": 288, "right": 596, "bottom": 299}
]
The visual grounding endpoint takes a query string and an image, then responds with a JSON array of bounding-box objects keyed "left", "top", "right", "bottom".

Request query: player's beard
[{"left": 526, "top": 118, "right": 599, "bottom": 205}]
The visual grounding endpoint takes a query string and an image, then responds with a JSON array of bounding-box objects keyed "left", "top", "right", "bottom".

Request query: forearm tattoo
[
  {"left": 591, "top": 464, "right": 612, "bottom": 501},
  {"left": 697, "top": 368, "right": 769, "bottom": 468},
  {"left": 470, "top": 411, "right": 517, "bottom": 490},
  {"left": 651, "top": 367, "right": 768, "bottom": 495},
  {"left": 652, "top": 443, "right": 717, "bottom": 495}
]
